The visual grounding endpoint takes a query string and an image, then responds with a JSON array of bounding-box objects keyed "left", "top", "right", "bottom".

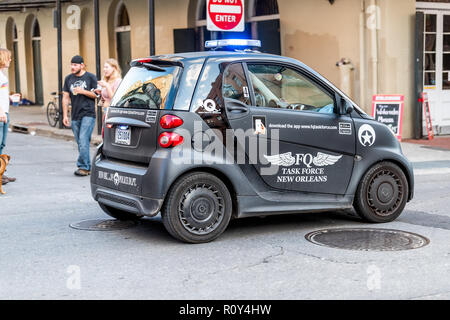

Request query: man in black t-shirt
[{"left": 63, "top": 55, "right": 98, "bottom": 177}]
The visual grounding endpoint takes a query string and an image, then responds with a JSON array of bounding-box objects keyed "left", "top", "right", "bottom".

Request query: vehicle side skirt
[{"left": 236, "top": 194, "right": 354, "bottom": 218}]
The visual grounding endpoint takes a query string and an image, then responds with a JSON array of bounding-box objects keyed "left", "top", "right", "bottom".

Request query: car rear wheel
[
  {"left": 354, "top": 161, "right": 408, "bottom": 223},
  {"left": 161, "top": 172, "right": 232, "bottom": 244},
  {"left": 99, "top": 203, "right": 143, "bottom": 221}
]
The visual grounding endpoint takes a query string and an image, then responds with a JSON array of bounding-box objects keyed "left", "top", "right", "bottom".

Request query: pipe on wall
[
  {"left": 359, "top": 0, "right": 366, "bottom": 108},
  {"left": 369, "top": 0, "right": 379, "bottom": 96}
]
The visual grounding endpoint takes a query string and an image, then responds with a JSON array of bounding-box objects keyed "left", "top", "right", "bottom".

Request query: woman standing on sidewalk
[
  {"left": 0, "top": 48, "right": 16, "bottom": 185},
  {"left": 96, "top": 59, "right": 122, "bottom": 112}
]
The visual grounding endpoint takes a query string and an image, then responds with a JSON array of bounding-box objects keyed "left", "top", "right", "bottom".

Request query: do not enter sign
[{"left": 207, "top": 0, "right": 245, "bottom": 32}]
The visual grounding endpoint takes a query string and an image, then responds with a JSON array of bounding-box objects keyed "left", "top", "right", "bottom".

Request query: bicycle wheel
[{"left": 47, "top": 102, "right": 58, "bottom": 127}]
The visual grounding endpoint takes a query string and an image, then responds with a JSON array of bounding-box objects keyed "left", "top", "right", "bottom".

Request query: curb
[{"left": 10, "top": 122, "right": 103, "bottom": 146}]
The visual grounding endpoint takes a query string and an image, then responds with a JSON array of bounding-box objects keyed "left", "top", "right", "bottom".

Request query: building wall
[
  {"left": 278, "top": 0, "right": 416, "bottom": 138},
  {"left": 0, "top": 0, "right": 189, "bottom": 105},
  {"left": 0, "top": 0, "right": 416, "bottom": 138},
  {"left": 377, "top": 0, "right": 416, "bottom": 140},
  {"left": 279, "top": 0, "right": 361, "bottom": 100}
]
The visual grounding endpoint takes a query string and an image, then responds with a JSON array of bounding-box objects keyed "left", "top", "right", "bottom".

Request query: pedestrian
[
  {"left": 96, "top": 58, "right": 122, "bottom": 112},
  {"left": 0, "top": 48, "right": 16, "bottom": 186},
  {"left": 62, "top": 55, "right": 98, "bottom": 177}
]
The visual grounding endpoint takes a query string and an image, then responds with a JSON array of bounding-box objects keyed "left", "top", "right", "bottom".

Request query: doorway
[
  {"left": 11, "top": 23, "right": 20, "bottom": 93},
  {"left": 32, "top": 18, "right": 43, "bottom": 105},
  {"left": 115, "top": 3, "right": 131, "bottom": 75},
  {"left": 418, "top": 9, "right": 450, "bottom": 135}
]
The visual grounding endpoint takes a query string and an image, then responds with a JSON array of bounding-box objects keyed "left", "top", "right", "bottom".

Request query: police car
[{"left": 91, "top": 39, "right": 414, "bottom": 243}]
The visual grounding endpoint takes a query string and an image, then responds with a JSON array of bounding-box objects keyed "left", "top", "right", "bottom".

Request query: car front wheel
[
  {"left": 161, "top": 172, "right": 233, "bottom": 244},
  {"left": 354, "top": 161, "right": 409, "bottom": 223}
]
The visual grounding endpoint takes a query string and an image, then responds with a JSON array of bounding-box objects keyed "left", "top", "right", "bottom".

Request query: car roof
[
  {"left": 153, "top": 50, "right": 299, "bottom": 64},
  {"left": 149, "top": 50, "right": 367, "bottom": 116},
  {"left": 153, "top": 50, "right": 329, "bottom": 84}
]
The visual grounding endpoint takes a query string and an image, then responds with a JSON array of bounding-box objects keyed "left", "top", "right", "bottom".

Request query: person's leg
[
  {"left": 77, "top": 116, "right": 95, "bottom": 171},
  {"left": 0, "top": 113, "right": 9, "bottom": 155},
  {"left": 71, "top": 119, "right": 81, "bottom": 146},
  {"left": 71, "top": 119, "right": 82, "bottom": 169},
  {"left": 0, "top": 114, "right": 15, "bottom": 183}
]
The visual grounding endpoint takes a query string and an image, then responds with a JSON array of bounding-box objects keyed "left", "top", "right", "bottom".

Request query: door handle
[{"left": 226, "top": 105, "right": 248, "bottom": 113}]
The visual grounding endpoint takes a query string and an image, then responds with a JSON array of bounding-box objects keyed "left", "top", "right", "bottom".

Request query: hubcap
[
  {"left": 367, "top": 169, "right": 403, "bottom": 217},
  {"left": 178, "top": 183, "right": 224, "bottom": 235},
  {"left": 191, "top": 197, "right": 214, "bottom": 222},
  {"left": 377, "top": 182, "right": 394, "bottom": 203}
]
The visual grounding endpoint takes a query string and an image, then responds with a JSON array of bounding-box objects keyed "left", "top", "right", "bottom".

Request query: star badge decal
[{"left": 358, "top": 124, "right": 376, "bottom": 147}]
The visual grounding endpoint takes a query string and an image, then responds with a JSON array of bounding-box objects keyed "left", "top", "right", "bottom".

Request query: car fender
[{"left": 346, "top": 118, "right": 414, "bottom": 201}]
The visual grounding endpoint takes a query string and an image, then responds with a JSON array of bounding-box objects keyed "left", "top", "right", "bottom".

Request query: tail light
[
  {"left": 159, "top": 115, "right": 184, "bottom": 148},
  {"left": 138, "top": 58, "right": 153, "bottom": 64},
  {"left": 160, "top": 115, "right": 183, "bottom": 129},
  {"left": 103, "top": 124, "right": 113, "bottom": 140},
  {"left": 159, "top": 132, "right": 184, "bottom": 148}
]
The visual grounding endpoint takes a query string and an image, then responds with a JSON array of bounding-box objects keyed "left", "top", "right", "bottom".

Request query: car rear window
[{"left": 111, "top": 66, "right": 181, "bottom": 109}]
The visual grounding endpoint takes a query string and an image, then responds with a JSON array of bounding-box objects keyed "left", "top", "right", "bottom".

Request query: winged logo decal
[
  {"left": 312, "top": 152, "right": 343, "bottom": 167},
  {"left": 264, "top": 152, "right": 296, "bottom": 167},
  {"left": 264, "top": 152, "right": 342, "bottom": 167}
]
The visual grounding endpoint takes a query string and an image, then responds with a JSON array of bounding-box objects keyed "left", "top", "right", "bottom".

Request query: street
[{"left": 1, "top": 132, "right": 450, "bottom": 300}]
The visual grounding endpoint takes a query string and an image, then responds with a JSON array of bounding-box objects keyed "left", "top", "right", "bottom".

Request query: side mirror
[
  {"left": 345, "top": 104, "right": 354, "bottom": 114},
  {"left": 339, "top": 97, "right": 354, "bottom": 115}
]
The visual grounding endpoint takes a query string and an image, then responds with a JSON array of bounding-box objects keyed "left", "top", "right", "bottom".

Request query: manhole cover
[
  {"left": 305, "top": 228, "right": 429, "bottom": 251},
  {"left": 70, "top": 219, "right": 139, "bottom": 231}
]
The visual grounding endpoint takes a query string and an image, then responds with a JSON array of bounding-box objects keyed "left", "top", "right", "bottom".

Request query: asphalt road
[{"left": 1, "top": 132, "right": 450, "bottom": 300}]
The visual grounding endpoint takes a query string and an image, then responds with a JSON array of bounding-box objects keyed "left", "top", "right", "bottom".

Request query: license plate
[{"left": 115, "top": 127, "right": 131, "bottom": 145}]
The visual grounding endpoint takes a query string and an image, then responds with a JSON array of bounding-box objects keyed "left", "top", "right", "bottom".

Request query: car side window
[
  {"left": 246, "top": 64, "right": 335, "bottom": 114},
  {"left": 222, "top": 63, "right": 251, "bottom": 105}
]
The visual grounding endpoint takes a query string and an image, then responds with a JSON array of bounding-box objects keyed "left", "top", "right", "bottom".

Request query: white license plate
[{"left": 115, "top": 127, "right": 131, "bottom": 145}]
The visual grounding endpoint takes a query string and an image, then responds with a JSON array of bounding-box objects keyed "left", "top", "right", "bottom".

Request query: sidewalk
[
  {"left": 8, "top": 105, "right": 102, "bottom": 146},
  {"left": 403, "top": 136, "right": 450, "bottom": 151}
]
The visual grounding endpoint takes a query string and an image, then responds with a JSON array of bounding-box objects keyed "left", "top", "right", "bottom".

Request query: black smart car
[{"left": 91, "top": 40, "right": 414, "bottom": 243}]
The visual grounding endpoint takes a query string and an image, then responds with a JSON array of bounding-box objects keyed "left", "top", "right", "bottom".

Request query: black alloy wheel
[
  {"left": 354, "top": 161, "right": 408, "bottom": 223},
  {"left": 162, "top": 172, "right": 232, "bottom": 244}
]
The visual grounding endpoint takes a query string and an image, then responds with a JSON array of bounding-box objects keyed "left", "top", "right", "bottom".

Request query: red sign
[
  {"left": 372, "top": 95, "right": 404, "bottom": 141},
  {"left": 207, "top": 0, "right": 244, "bottom": 32}
]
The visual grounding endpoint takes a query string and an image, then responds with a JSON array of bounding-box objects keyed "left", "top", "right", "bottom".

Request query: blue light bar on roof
[{"left": 205, "top": 39, "right": 262, "bottom": 49}]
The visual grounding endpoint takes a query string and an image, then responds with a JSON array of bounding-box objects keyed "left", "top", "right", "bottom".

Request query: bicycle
[{"left": 46, "top": 92, "right": 71, "bottom": 128}]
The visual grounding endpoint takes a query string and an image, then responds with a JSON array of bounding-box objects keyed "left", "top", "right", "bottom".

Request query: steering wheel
[
  {"left": 254, "top": 92, "right": 266, "bottom": 107},
  {"left": 268, "top": 99, "right": 290, "bottom": 109}
]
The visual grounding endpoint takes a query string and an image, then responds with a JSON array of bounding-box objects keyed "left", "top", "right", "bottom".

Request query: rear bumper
[{"left": 91, "top": 184, "right": 163, "bottom": 217}]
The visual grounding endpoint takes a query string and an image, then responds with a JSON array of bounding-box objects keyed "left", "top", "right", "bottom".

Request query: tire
[
  {"left": 46, "top": 102, "right": 58, "bottom": 127},
  {"left": 354, "top": 161, "right": 409, "bottom": 223},
  {"left": 99, "top": 203, "right": 143, "bottom": 221},
  {"left": 161, "top": 172, "right": 233, "bottom": 244}
]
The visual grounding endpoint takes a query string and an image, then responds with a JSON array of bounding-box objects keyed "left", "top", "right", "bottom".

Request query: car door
[{"left": 223, "top": 62, "right": 356, "bottom": 195}]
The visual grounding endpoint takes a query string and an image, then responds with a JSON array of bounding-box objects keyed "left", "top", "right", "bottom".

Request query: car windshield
[{"left": 111, "top": 65, "right": 180, "bottom": 109}]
